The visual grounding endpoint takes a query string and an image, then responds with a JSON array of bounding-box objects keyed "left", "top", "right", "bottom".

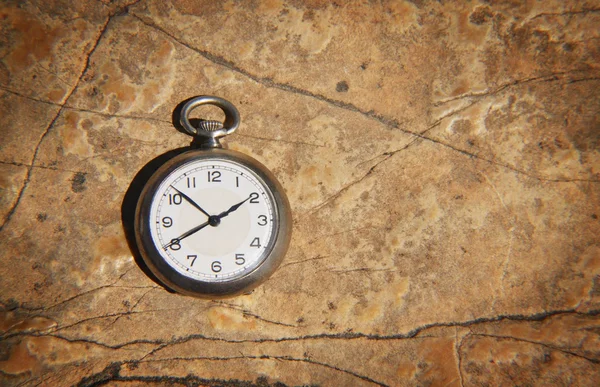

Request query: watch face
[{"left": 147, "top": 157, "right": 278, "bottom": 282}]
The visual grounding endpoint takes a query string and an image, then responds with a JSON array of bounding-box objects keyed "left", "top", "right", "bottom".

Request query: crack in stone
[
  {"left": 158, "top": 308, "right": 600, "bottom": 346},
  {"left": 0, "top": 84, "right": 171, "bottom": 124},
  {"left": 304, "top": 81, "right": 595, "bottom": 215},
  {"left": 0, "top": 13, "right": 114, "bottom": 233},
  {"left": 74, "top": 360, "right": 378, "bottom": 387},
  {"left": 37, "top": 308, "right": 599, "bottom": 352},
  {"left": 307, "top": 137, "right": 420, "bottom": 214},
  {"left": 128, "top": 13, "right": 600, "bottom": 185},
  {"left": 279, "top": 254, "right": 331, "bottom": 269},
  {"left": 471, "top": 333, "right": 600, "bottom": 364},
  {"left": 411, "top": 134, "right": 600, "bottom": 183},
  {"left": 455, "top": 329, "right": 469, "bottom": 387},
  {"left": 132, "top": 354, "right": 389, "bottom": 387},
  {"left": 5, "top": 298, "right": 600, "bottom": 347},
  {"left": 15, "top": 323, "right": 600, "bottom": 386},
  {"left": 0, "top": 308, "right": 183, "bottom": 341},
  {"left": 65, "top": 105, "right": 171, "bottom": 124},
  {"left": 5, "top": 307, "right": 599, "bottom": 383},
  {"left": 235, "top": 133, "right": 326, "bottom": 148},
  {"left": 130, "top": 288, "right": 155, "bottom": 312},
  {"left": 211, "top": 301, "right": 298, "bottom": 328},
  {"left": 568, "top": 77, "right": 600, "bottom": 84},
  {"left": 30, "top": 269, "right": 143, "bottom": 311},
  {"left": 7, "top": 332, "right": 158, "bottom": 352},
  {"left": 0, "top": 107, "right": 60, "bottom": 233},
  {"left": 530, "top": 7, "right": 600, "bottom": 20},
  {"left": 36, "top": 61, "right": 71, "bottom": 87},
  {"left": 306, "top": 166, "right": 379, "bottom": 214},
  {"left": 0, "top": 84, "right": 64, "bottom": 106},
  {"left": 479, "top": 171, "right": 517, "bottom": 313},
  {"left": 433, "top": 70, "right": 595, "bottom": 107},
  {"left": 0, "top": 160, "right": 84, "bottom": 174},
  {"left": 49, "top": 308, "right": 190, "bottom": 334},
  {"left": 110, "top": 287, "right": 158, "bottom": 326},
  {"left": 328, "top": 267, "right": 396, "bottom": 274},
  {"left": 129, "top": 13, "right": 403, "bottom": 130}
]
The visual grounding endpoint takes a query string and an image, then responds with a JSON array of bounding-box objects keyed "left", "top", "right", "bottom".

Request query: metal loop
[{"left": 180, "top": 96, "right": 240, "bottom": 139}]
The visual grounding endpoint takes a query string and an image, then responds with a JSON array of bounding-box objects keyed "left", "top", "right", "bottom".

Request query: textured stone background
[{"left": 1, "top": 0, "right": 600, "bottom": 386}]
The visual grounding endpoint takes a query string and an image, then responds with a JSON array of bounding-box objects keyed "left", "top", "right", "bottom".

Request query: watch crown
[{"left": 198, "top": 120, "right": 224, "bottom": 132}]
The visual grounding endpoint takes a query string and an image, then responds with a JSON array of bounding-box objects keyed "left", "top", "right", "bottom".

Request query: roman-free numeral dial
[{"left": 149, "top": 159, "right": 277, "bottom": 282}]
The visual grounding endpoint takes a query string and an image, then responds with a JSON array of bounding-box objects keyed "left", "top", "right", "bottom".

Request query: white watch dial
[{"left": 148, "top": 158, "right": 277, "bottom": 282}]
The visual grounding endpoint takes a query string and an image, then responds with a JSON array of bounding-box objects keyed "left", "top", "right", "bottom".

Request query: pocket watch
[{"left": 135, "top": 96, "right": 292, "bottom": 298}]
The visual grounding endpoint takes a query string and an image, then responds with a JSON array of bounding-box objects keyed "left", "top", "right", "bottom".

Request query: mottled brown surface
[{"left": 1, "top": 0, "right": 600, "bottom": 386}]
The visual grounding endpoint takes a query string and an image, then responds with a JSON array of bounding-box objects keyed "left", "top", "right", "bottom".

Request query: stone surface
[{"left": 1, "top": 0, "right": 599, "bottom": 386}]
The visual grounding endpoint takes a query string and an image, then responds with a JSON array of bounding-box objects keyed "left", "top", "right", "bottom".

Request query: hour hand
[
  {"left": 217, "top": 195, "right": 251, "bottom": 219},
  {"left": 170, "top": 186, "right": 210, "bottom": 218}
]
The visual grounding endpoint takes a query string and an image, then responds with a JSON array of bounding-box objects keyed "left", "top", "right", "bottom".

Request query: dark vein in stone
[
  {"left": 307, "top": 137, "right": 420, "bottom": 214},
  {"left": 128, "top": 8, "right": 421, "bottom": 167},
  {"left": 456, "top": 330, "right": 470, "bottom": 387},
  {"left": 471, "top": 333, "right": 600, "bottom": 364},
  {"left": 49, "top": 308, "right": 189, "bottom": 333},
  {"left": 433, "top": 70, "right": 594, "bottom": 106},
  {"left": 36, "top": 63, "right": 71, "bottom": 86},
  {"left": 129, "top": 13, "right": 600, "bottom": 185},
  {"left": 0, "top": 160, "right": 84, "bottom": 174},
  {"left": 35, "top": 269, "right": 145, "bottom": 311},
  {"left": 66, "top": 105, "right": 171, "bottom": 123},
  {"left": 156, "top": 308, "right": 599, "bottom": 348},
  {"left": 0, "top": 84, "right": 61, "bottom": 106},
  {"left": 530, "top": 8, "right": 600, "bottom": 20},
  {"left": 568, "top": 76, "right": 600, "bottom": 84},
  {"left": 74, "top": 360, "right": 381, "bottom": 387},
  {"left": 5, "top": 308, "right": 599, "bottom": 382},
  {"left": 0, "top": 85, "right": 170, "bottom": 123},
  {"left": 130, "top": 288, "right": 155, "bottom": 311},
  {"left": 17, "top": 308, "right": 596, "bottom": 353},
  {"left": 329, "top": 267, "right": 395, "bottom": 274},
  {"left": 1, "top": 310, "right": 175, "bottom": 341},
  {"left": 235, "top": 133, "right": 326, "bottom": 148},
  {"left": 279, "top": 254, "right": 331, "bottom": 269},
  {"left": 12, "top": 333, "right": 158, "bottom": 352},
  {"left": 130, "top": 13, "right": 401, "bottom": 127},
  {"left": 211, "top": 301, "right": 298, "bottom": 328},
  {"left": 0, "top": 107, "right": 60, "bottom": 233},
  {"left": 0, "top": 15, "right": 113, "bottom": 233},
  {"left": 134, "top": 355, "right": 388, "bottom": 386}
]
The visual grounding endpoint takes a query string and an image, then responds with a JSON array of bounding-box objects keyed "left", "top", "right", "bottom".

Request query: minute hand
[
  {"left": 163, "top": 220, "right": 210, "bottom": 249},
  {"left": 170, "top": 186, "right": 210, "bottom": 218},
  {"left": 217, "top": 196, "right": 251, "bottom": 219}
]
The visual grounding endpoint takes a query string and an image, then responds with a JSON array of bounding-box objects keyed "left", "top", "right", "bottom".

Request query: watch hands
[
  {"left": 163, "top": 220, "right": 210, "bottom": 250},
  {"left": 217, "top": 195, "right": 252, "bottom": 219},
  {"left": 163, "top": 194, "right": 251, "bottom": 250},
  {"left": 170, "top": 186, "right": 211, "bottom": 218}
]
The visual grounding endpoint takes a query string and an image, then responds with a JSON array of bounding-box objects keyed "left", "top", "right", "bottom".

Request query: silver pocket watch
[{"left": 135, "top": 96, "right": 292, "bottom": 298}]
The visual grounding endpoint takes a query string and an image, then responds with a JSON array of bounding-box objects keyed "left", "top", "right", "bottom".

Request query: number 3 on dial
[{"left": 137, "top": 150, "right": 291, "bottom": 298}]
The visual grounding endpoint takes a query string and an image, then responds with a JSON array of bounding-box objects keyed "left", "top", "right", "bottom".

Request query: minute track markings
[{"left": 151, "top": 160, "right": 276, "bottom": 281}]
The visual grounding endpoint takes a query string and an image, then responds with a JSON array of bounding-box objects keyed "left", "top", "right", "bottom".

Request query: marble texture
[{"left": 1, "top": 0, "right": 599, "bottom": 386}]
